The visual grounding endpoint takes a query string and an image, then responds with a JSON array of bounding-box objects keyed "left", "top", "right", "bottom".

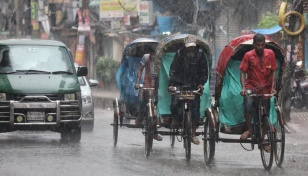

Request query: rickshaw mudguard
[{"left": 206, "top": 107, "right": 218, "bottom": 130}]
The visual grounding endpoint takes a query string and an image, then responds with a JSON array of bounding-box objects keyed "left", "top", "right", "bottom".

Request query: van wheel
[
  {"left": 87, "top": 122, "right": 94, "bottom": 131},
  {"left": 61, "top": 127, "right": 81, "bottom": 142}
]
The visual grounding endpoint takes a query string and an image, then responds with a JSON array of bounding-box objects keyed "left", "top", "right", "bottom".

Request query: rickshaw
[
  {"left": 205, "top": 34, "right": 286, "bottom": 170},
  {"left": 112, "top": 38, "right": 159, "bottom": 146},
  {"left": 144, "top": 34, "right": 212, "bottom": 161}
]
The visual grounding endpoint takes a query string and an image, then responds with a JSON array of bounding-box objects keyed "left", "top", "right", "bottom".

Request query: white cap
[{"left": 184, "top": 35, "right": 197, "bottom": 47}]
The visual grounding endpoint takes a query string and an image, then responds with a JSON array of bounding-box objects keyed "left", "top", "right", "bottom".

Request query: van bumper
[{"left": 0, "top": 98, "right": 82, "bottom": 131}]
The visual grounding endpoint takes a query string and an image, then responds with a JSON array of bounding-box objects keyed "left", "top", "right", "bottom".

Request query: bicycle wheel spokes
[
  {"left": 274, "top": 125, "right": 285, "bottom": 167},
  {"left": 203, "top": 117, "right": 215, "bottom": 165},
  {"left": 260, "top": 115, "right": 274, "bottom": 170},
  {"left": 184, "top": 111, "right": 192, "bottom": 162}
]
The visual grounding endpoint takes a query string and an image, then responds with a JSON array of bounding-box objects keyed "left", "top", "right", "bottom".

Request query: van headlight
[
  {"left": 0, "top": 93, "right": 6, "bottom": 101},
  {"left": 82, "top": 95, "right": 92, "bottom": 104},
  {"left": 64, "top": 93, "right": 76, "bottom": 100}
]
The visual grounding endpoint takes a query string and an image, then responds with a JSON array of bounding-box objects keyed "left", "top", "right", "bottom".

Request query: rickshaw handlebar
[
  {"left": 244, "top": 89, "right": 274, "bottom": 97},
  {"left": 245, "top": 93, "right": 274, "bottom": 97},
  {"left": 169, "top": 87, "right": 202, "bottom": 95},
  {"left": 137, "top": 84, "right": 155, "bottom": 90}
]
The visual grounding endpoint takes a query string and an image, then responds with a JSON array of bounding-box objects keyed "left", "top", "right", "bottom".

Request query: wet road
[{"left": 0, "top": 108, "right": 307, "bottom": 176}]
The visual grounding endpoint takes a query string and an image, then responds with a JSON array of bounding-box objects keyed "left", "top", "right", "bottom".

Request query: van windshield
[{"left": 0, "top": 45, "right": 74, "bottom": 74}]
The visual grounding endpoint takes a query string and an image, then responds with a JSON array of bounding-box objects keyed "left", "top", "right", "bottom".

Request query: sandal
[
  {"left": 154, "top": 134, "right": 163, "bottom": 141},
  {"left": 240, "top": 129, "right": 252, "bottom": 140},
  {"left": 192, "top": 136, "right": 200, "bottom": 145},
  {"left": 263, "top": 144, "right": 271, "bottom": 153}
]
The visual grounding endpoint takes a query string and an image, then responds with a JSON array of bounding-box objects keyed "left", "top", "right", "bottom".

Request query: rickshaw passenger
[
  {"left": 168, "top": 35, "right": 208, "bottom": 145},
  {"left": 135, "top": 51, "right": 163, "bottom": 141},
  {"left": 239, "top": 33, "right": 277, "bottom": 140}
]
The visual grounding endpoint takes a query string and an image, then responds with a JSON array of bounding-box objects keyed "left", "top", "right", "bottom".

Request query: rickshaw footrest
[{"left": 212, "top": 137, "right": 253, "bottom": 143}]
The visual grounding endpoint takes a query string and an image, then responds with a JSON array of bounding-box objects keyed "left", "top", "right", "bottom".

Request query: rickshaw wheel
[
  {"left": 274, "top": 107, "right": 285, "bottom": 167},
  {"left": 145, "top": 114, "right": 154, "bottom": 158},
  {"left": 203, "top": 117, "right": 215, "bottom": 165},
  {"left": 170, "top": 128, "right": 175, "bottom": 149},
  {"left": 260, "top": 115, "right": 274, "bottom": 170},
  {"left": 183, "top": 111, "right": 192, "bottom": 162},
  {"left": 113, "top": 113, "right": 118, "bottom": 147}
]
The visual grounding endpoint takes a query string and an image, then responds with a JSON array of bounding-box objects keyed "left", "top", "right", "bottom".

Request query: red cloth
[
  {"left": 141, "top": 54, "right": 155, "bottom": 88},
  {"left": 239, "top": 49, "right": 277, "bottom": 94}
]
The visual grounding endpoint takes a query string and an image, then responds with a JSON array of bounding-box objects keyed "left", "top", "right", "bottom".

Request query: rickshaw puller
[
  {"left": 135, "top": 51, "right": 163, "bottom": 141},
  {"left": 168, "top": 35, "right": 208, "bottom": 145},
  {"left": 239, "top": 33, "right": 277, "bottom": 140}
]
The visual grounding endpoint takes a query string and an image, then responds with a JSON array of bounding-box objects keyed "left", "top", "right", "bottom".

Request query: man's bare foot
[
  {"left": 240, "top": 129, "right": 252, "bottom": 140},
  {"left": 263, "top": 144, "right": 271, "bottom": 153}
]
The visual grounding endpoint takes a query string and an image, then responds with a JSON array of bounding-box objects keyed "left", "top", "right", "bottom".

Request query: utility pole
[
  {"left": 82, "top": 0, "right": 94, "bottom": 78},
  {"left": 14, "top": 0, "right": 20, "bottom": 38}
]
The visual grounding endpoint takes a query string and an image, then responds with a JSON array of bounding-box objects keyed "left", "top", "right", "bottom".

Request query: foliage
[
  {"left": 96, "top": 56, "right": 120, "bottom": 85},
  {"left": 257, "top": 12, "right": 278, "bottom": 29}
]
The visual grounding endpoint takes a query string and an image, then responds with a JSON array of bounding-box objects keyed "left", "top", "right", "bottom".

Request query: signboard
[
  {"left": 99, "top": 0, "right": 138, "bottom": 21},
  {"left": 31, "top": 1, "right": 38, "bottom": 20},
  {"left": 75, "top": 44, "right": 85, "bottom": 66},
  {"left": 111, "top": 20, "right": 122, "bottom": 30},
  {"left": 31, "top": 0, "right": 39, "bottom": 30},
  {"left": 77, "top": 8, "right": 91, "bottom": 32},
  {"left": 138, "top": 1, "right": 153, "bottom": 25}
]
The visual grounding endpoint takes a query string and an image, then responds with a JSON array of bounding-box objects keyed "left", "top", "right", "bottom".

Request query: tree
[
  {"left": 257, "top": 12, "right": 278, "bottom": 28},
  {"left": 96, "top": 56, "right": 120, "bottom": 90}
]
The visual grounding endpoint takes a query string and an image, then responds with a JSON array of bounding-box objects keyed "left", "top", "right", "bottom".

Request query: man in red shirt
[{"left": 239, "top": 33, "right": 277, "bottom": 140}]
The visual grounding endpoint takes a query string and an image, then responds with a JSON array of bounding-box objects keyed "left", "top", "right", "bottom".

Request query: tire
[
  {"left": 274, "top": 107, "right": 285, "bottom": 167},
  {"left": 70, "top": 127, "right": 81, "bottom": 142},
  {"left": 145, "top": 113, "right": 154, "bottom": 158},
  {"left": 82, "top": 121, "right": 94, "bottom": 131},
  {"left": 113, "top": 114, "right": 119, "bottom": 146},
  {"left": 203, "top": 117, "right": 215, "bottom": 165},
  {"left": 278, "top": 2, "right": 287, "bottom": 26},
  {"left": 183, "top": 111, "right": 192, "bottom": 162},
  {"left": 260, "top": 115, "right": 274, "bottom": 171},
  {"left": 60, "top": 130, "right": 70, "bottom": 140},
  {"left": 281, "top": 11, "right": 305, "bottom": 36},
  {"left": 170, "top": 128, "right": 175, "bottom": 149},
  {"left": 305, "top": 95, "right": 308, "bottom": 110},
  {"left": 61, "top": 127, "right": 81, "bottom": 142},
  {"left": 292, "top": 89, "right": 305, "bottom": 109},
  {"left": 88, "top": 121, "right": 94, "bottom": 131}
]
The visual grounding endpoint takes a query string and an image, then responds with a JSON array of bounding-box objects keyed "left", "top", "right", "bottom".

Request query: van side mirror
[
  {"left": 77, "top": 66, "right": 88, "bottom": 76},
  {"left": 89, "top": 79, "right": 99, "bottom": 87}
]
